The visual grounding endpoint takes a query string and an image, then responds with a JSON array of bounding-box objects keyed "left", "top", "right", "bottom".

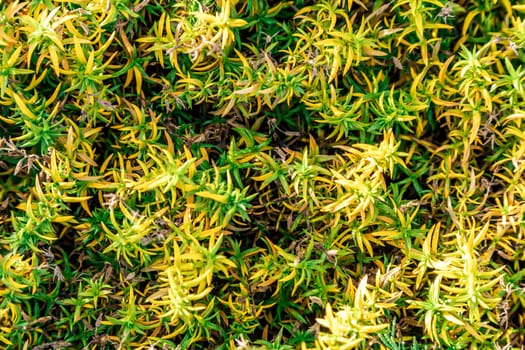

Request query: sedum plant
[{"left": 1, "top": 0, "right": 525, "bottom": 349}]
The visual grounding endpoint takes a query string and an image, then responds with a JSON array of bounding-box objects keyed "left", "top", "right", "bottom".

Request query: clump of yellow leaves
[{"left": 316, "top": 276, "right": 390, "bottom": 349}]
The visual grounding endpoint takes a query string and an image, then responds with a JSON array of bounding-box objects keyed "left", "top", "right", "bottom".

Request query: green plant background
[{"left": 0, "top": 0, "right": 524, "bottom": 349}]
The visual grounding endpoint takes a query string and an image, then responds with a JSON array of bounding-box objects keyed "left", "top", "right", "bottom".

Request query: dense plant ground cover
[{"left": 1, "top": 0, "right": 525, "bottom": 348}]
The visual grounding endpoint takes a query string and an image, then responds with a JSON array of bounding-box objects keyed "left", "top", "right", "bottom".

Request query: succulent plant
[{"left": 1, "top": 0, "right": 524, "bottom": 348}]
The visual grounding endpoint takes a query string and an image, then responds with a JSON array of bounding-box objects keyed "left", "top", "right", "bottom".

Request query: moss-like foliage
[{"left": 1, "top": 0, "right": 524, "bottom": 349}]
